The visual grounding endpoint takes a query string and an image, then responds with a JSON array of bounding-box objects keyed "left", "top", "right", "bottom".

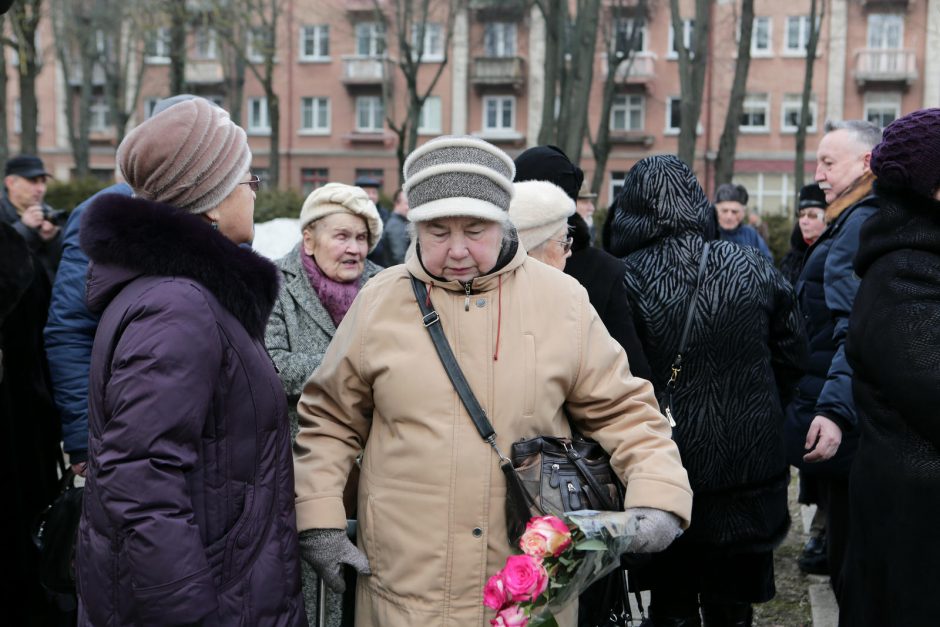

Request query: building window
[
  {"left": 145, "top": 27, "right": 171, "bottom": 63},
  {"left": 781, "top": 93, "right": 817, "bottom": 133},
  {"left": 90, "top": 96, "right": 111, "bottom": 132},
  {"left": 247, "top": 27, "right": 271, "bottom": 62},
  {"left": 356, "top": 22, "right": 386, "bottom": 57},
  {"left": 867, "top": 14, "right": 903, "bottom": 50},
  {"left": 734, "top": 172, "right": 793, "bottom": 215},
  {"left": 144, "top": 97, "right": 160, "bottom": 119},
  {"left": 411, "top": 22, "right": 443, "bottom": 61},
  {"left": 668, "top": 19, "right": 695, "bottom": 58},
  {"left": 355, "top": 168, "right": 384, "bottom": 187},
  {"left": 193, "top": 27, "right": 217, "bottom": 60},
  {"left": 300, "top": 25, "right": 329, "bottom": 61},
  {"left": 740, "top": 93, "right": 770, "bottom": 132},
  {"left": 784, "top": 15, "right": 819, "bottom": 55},
  {"left": 614, "top": 18, "right": 646, "bottom": 57},
  {"left": 610, "top": 94, "right": 645, "bottom": 131},
  {"left": 248, "top": 97, "right": 270, "bottom": 134},
  {"left": 418, "top": 96, "right": 442, "bottom": 134},
  {"left": 483, "top": 96, "right": 515, "bottom": 132},
  {"left": 864, "top": 92, "right": 901, "bottom": 128},
  {"left": 355, "top": 96, "right": 384, "bottom": 132},
  {"left": 300, "top": 97, "right": 330, "bottom": 133},
  {"left": 301, "top": 168, "right": 329, "bottom": 196},
  {"left": 484, "top": 22, "right": 517, "bottom": 57},
  {"left": 665, "top": 97, "right": 681, "bottom": 133},
  {"left": 610, "top": 171, "right": 627, "bottom": 204},
  {"left": 751, "top": 16, "right": 772, "bottom": 56}
]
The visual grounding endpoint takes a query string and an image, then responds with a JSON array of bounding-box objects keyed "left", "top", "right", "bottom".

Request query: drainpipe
[
  {"left": 285, "top": 0, "right": 295, "bottom": 189},
  {"left": 703, "top": 0, "right": 716, "bottom": 198}
]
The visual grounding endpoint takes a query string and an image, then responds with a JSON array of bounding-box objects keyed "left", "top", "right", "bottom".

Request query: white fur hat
[
  {"left": 509, "top": 180, "right": 576, "bottom": 252},
  {"left": 299, "top": 183, "right": 384, "bottom": 252}
]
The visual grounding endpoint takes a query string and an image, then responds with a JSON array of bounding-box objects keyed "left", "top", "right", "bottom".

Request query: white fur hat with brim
[
  {"left": 509, "top": 180, "right": 576, "bottom": 252},
  {"left": 299, "top": 182, "right": 384, "bottom": 252}
]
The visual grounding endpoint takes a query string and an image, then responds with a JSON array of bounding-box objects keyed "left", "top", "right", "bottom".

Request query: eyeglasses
[
  {"left": 239, "top": 175, "right": 262, "bottom": 192},
  {"left": 551, "top": 236, "right": 574, "bottom": 254}
]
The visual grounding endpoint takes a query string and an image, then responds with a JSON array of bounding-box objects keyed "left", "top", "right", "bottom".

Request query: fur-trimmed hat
[
  {"left": 299, "top": 182, "right": 384, "bottom": 252},
  {"left": 117, "top": 98, "right": 251, "bottom": 215},
  {"left": 509, "top": 181, "right": 575, "bottom": 252},
  {"left": 403, "top": 135, "right": 515, "bottom": 223}
]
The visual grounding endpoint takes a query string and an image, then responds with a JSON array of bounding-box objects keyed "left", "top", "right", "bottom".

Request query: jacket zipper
[{"left": 464, "top": 280, "right": 472, "bottom": 312}]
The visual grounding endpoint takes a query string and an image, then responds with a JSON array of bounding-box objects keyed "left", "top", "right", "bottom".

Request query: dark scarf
[{"left": 300, "top": 248, "right": 361, "bottom": 327}]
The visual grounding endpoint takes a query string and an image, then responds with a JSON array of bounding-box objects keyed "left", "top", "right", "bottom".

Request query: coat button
[
  {"left": 476, "top": 298, "right": 486, "bottom": 308},
  {"left": 472, "top": 527, "right": 483, "bottom": 538}
]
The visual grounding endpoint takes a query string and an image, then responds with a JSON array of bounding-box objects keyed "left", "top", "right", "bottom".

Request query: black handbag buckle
[{"left": 422, "top": 310, "right": 440, "bottom": 327}]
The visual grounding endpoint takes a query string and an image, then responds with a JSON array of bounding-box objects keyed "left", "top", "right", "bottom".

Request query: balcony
[
  {"left": 470, "top": 56, "right": 525, "bottom": 89},
  {"left": 345, "top": 0, "right": 388, "bottom": 12},
  {"left": 341, "top": 56, "right": 393, "bottom": 88},
  {"left": 861, "top": 0, "right": 909, "bottom": 8},
  {"left": 605, "top": 51, "right": 657, "bottom": 86},
  {"left": 609, "top": 131, "right": 654, "bottom": 147},
  {"left": 185, "top": 60, "right": 224, "bottom": 85},
  {"left": 470, "top": 0, "right": 526, "bottom": 18},
  {"left": 854, "top": 48, "right": 917, "bottom": 87}
]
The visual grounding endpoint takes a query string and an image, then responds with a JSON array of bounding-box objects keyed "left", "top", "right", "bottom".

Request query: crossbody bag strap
[
  {"left": 410, "top": 276, "right": 511, "bottom": 462},
  {"left": 662, "top": 242, "right": 711, "bottom": 427}
]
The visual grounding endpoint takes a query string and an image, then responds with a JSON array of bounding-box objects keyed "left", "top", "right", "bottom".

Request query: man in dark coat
[
  {"left": 0, "top": 154, "right": 62, "bottom": 281},
  {"left": 608, "top": 155, "right": 806, "bottom": 626},
  {"left": 841, "top": 108, "right": 940, "bottom": 627},
  {"left": 783, "top": 119, "right": 881, "bottom": 604},
  {"left": 514, "top": 145, "right": 653, "bottom": 381}
]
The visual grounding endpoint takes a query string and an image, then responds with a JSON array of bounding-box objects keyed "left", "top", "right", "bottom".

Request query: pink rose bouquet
[{"left": 483, "top": 512, "right": 637, "bottom": 627}]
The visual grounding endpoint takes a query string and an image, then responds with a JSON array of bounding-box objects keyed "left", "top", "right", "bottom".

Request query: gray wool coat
[{"left": 265, "top": 242, "right": 381, "bottom": 627}]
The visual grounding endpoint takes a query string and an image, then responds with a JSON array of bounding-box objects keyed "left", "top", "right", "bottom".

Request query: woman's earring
[{"left": 210, "top": 221, "right": 219, "bottom": 231}]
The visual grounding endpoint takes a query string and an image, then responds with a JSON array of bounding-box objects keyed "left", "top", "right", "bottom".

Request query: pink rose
[
  {"left": 519, "top": 515, "right": 572, "bottom": 558},
  {"left": 483, "top": 572, "right": 512, "bottom": 610},
  {"left": 502, "top": 554, "right": 548, "bottom": 602},
  {"left": 490, "top": 604, "right": 528, "bottom": 627}
]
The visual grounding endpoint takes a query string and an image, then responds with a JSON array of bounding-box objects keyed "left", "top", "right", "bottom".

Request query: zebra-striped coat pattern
[{"left": 609, "top": 155, "right": 807, "bottom": 551}]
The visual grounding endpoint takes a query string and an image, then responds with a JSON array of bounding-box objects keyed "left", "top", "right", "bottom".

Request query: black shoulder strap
[{"left": 410, "top": 276, "right": 499, "bottom": 445}]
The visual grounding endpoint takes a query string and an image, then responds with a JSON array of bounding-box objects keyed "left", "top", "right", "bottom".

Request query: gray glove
[
  {"left": 298, "top": 528, "right": 371, "bottom": 593},
  {"left": 623, "top": 507, "right": 683, "bottom": 554}
]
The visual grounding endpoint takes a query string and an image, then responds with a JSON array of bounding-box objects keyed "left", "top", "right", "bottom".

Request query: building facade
[{"left": 6, "top": 0, "right": 939, "bottom": 214}]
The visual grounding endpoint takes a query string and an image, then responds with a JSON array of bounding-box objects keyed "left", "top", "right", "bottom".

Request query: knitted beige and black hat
[{"left": 402, "top": 135, "right": 515, "bottom": 223}]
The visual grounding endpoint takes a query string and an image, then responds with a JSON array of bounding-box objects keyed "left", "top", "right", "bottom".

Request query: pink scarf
[{"left": 300, "top": 249, "right": 361, "bottom": 327}]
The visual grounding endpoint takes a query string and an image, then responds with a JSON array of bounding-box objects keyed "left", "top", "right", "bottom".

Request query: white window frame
[
  {"left": 300, "top": 96, "right": 330, "bottom": 134},
  {"left": 411, "top": 22, "right": 444, "bottom": 62},
  {"left": 484, "top": 22, "right": 517, "bottom": 58},
  {"left": 740, "top": 93, "right": 770, "bottom": 133},
  {"left": 145, "top": 27, "right": 171, "bottom": 64},
  {"left": 613, "top": 18, "right": 647, "bottom": 57},
  {"left": 89, "top": 95, "right": 111, "bottom": 132},
  {"left": 784, "top": 15, "right": 819, "bottom": 56},
  {"left": 750, "top": 16, "right": 772, "bottom": 57},
  {"left": 665, "top": 96, "right": 681, "bottom": 134},
  {"left": 482, "top": 95, "right": 516, "bottom": 133},
  {"left": 667, "top": 19, "right": 695, "bottom": 59},
  {"left": 193, "top": 27, "right": 217, "bottom": 61},
  {"left": 247, "top": 96, "right": 271, "bottom": 134},
  {"left": 863, "top": 92, "right": 902, "bottom": 128},
  {"left": 610, "top": 94, "right": 645, "bottom": 131},
  {"left": 867, "top": 14, "right": 904, "bottom": 50},
  {"left": 780, "top": 93, "right": 817, "bottom": 133},
  {"left": 355, "top": 22, "right": 386, "bottom": 58},
  {"left": 417, "top": 96, "right": 443, "bottom": 134},
  {"left": 247, "top": 28, "right": 271, "bottom": 63},
  {"left": 355, "top": 96, "right": 384, "bottom": 132},
  {"left": 299, "top": 24, "right": 330, "bottom": 61},
  {"left": 610, "top": 171, "right": 627, "bottom": 205}
]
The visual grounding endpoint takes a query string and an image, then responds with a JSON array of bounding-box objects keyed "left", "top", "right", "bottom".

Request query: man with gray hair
[{"left": 784, "top": 118, "right": 881, "bottom": 605}]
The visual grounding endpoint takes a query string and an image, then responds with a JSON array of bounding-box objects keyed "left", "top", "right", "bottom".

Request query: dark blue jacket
[
  {"left": 719, "top": 223, "right": 773, "bottom": 261},
  {"left": 785, "top": 187, "right": 879, "bottom": 477},
  {"left": 43, "top": 183, "right": 132, "bottom": 462}
]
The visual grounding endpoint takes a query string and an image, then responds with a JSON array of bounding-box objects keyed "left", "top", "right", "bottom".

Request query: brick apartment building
[{"left": 6, "top": 0, "right": 940, "bottom": 215}]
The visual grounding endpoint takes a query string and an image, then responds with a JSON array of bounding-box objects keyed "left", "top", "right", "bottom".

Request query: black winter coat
[
  {"left": 608, "top": 155, "right": 806, "bottom": 551},
  {"left": 841, "top": 184, "right": 940, "bottom": 627},
  {"left": 784, "top": 192, "right": 879, "bottom": 478},
  {"left": 778, "top": 222, "right": 809, "bottom": 286}
]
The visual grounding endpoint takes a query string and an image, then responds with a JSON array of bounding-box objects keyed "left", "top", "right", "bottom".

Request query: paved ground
[{"left": 801, "top": 504, "right": 838, "bottom": 627}]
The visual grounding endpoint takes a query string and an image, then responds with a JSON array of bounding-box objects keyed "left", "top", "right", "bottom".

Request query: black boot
[
  {"left": 701, "top": 601, "right": 752, "bottom": 627},
  {"left": 798, "top": 534, "right": 829, "bottom": 575}
]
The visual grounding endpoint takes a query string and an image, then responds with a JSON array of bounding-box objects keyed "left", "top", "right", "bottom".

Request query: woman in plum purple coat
[{"left": 75, "top": 99, "right": 304, "bottom": 626}]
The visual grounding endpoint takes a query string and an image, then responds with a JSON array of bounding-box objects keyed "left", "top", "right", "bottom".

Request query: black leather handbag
[{"left": 32, "top": 469, "right": 84, "bottom": 610}]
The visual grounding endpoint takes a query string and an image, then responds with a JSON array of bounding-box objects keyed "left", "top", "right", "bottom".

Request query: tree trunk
[
  {"left": 0, "top": 17, "right": 10, "bottom": 167},
  {"left": 713, "top": 0, "right": 754, "bottom": 186},
  {"left": 536, "top": 0, "right": 562, "bottom": 146},
  {"left": 11, "top": 0, "right": 43, "bottom": 156},
  {"left": 229, "top": 53, "right": 246, "bottom": 127},
  {"left": 794, "top": 0, "right": 825, "bottom": 201},
  {"left": 266, "top": 89, "right": 279, "bottom": 186},
  {"left": 558, "top": 0, "right": 601, "bottom": 163},
  {"left": 670, "top": 0, "right": 712, "bottom": 168},
  {"left": 168, "top": 0, "right": 187, "bottom": 95}
]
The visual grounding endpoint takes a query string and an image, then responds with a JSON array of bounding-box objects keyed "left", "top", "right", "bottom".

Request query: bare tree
[
  {"left": 713, "top": 0, "right": 754, "bottom": 186},
  {"left": 588, "top": 0, "right": 650, "bottom": 197},
  {"left": 377, "top": 0, "right": 462, "bottom": 184},
  {"left": 167, "top": 0, "right": 188, "bottom": 95},
  {"left": 51, "top": 0, "right": 97, "bottom": 176},
  {"left": 101, "top": 3, "right": 151, "bottom": 146},
  {"left": 6, "top": 0, "right": 44, "bottom": 155},
  {"left": 669, "top": 0, "right": 711, "bottom": 167},
  {"left": 0, "top": 15, "right": 9, "bottom": 166},
  {"left": 211, "top": 0, "right": 285, "bottom": 185},
  {"left": 794, "top": 0, "right": 826, "bottom": 199}
]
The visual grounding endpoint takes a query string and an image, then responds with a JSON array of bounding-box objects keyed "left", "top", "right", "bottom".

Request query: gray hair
[{"left": 823, "top": 119, "right": 882, "bottom": 150}]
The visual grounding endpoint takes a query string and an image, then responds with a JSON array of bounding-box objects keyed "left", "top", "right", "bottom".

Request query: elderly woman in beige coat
[
  {"left": 294, "top": 136, "right": 693, "bottom": 627},
  {"left": 265, "top": 182, "right": 383, "bottom": 627}
]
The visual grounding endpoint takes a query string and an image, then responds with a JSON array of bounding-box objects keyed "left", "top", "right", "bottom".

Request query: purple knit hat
[{"left": 870, "top": 108, "right": 940, "bottom": 199}]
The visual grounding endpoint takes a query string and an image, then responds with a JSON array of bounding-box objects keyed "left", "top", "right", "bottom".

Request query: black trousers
[{"left": 816, "top": 475, "right": 850, "bottom": 605}]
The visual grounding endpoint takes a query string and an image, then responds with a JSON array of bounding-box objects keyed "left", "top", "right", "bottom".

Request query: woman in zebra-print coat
[{"left": 608, "top": 155, "right": 808, "bottom": 626}]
